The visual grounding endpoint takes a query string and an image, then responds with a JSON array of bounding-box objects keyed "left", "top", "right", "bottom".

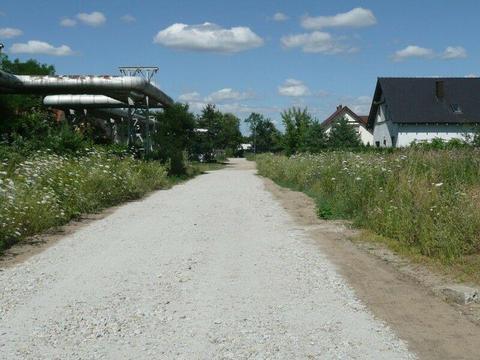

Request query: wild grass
[
  {"left": 0, "top": 148, "right": 169, "bottom": 251},
  {"left": 256, "top": 150, "right": 480, "bottom": 263}
]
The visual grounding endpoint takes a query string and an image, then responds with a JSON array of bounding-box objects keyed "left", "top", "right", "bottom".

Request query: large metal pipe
[
  {"left": 0, "top": 70, "right": 173, "bottom": 108},
  {"left": 43, "top": 94, "right": 126, "bottom": 108}
]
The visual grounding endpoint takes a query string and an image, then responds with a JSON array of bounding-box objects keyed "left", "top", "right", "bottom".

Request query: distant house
[
  {"left": 367, "top": 78, "right": 480, "bottom": 147},
  {"left": 322, "top": 105, "right": 373, "bottom": 146}
]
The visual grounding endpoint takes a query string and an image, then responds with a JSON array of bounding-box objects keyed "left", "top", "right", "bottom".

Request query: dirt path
[{"left": 0, "top": 158, "right": 446, "bottom": 359}]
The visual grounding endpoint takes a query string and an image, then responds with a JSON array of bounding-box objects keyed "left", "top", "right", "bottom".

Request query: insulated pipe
[
  {"left": 43, "top": 94, "right": 127, "bottom": 108},
  {"left": 0, "top": 70, "right": 173, "bottom": 108}
]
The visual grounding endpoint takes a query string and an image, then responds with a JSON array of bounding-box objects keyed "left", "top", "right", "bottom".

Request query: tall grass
[
  {"left": 0, "top": 148, "right": 169, "bottom": 251},
  {"left": 256, "top": 150, "right": 480, "bottom": 262}
]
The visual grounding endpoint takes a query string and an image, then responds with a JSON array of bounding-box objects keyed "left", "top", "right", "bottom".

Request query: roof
[
  {"left": 322, "top": 105, "right": 368, "bottom": 127},
  {"left": 367, "top": 77, "right": 480, "bottom": 128}
]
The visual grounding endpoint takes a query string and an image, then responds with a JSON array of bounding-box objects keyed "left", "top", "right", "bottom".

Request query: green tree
[
  {"left": 0, "top": 54, "right": 56, "bottom": 137},
  {"left": 300, "top": 120, "right": 326, "bottom": 153},
  {"left": 154, "top": 103, "right": 195, "bottom": 175},
  {"left": 245, "top": 113, "right": 282, "bottom": 153},
  {"left": 192, "top": 104, "right": 242, "bottom": 161},
  {"left": 327, "top": 117, "right": 361, "bottom": 148},
  {"left": 281, "top": 107, "right": 315, "bottom": 155}
]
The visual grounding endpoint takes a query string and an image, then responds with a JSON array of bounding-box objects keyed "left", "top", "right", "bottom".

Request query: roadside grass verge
[
  {"left": 256, "top": 151, "right": 480, "bottom": 282},
  {"left": 0, "top": 149, "right": 222, "bottom": 252}
]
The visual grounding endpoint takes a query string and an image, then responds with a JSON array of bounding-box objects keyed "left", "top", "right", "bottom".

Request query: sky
[{"left": 1, "top": 0, "right": 479, "bottom": 132}]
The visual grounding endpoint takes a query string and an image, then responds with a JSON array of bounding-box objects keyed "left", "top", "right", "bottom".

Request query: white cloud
[
  {"left": 278, "top": 79, "right": 311, "bottom": 97},
  {"left": 273, "top": 12, "right": 289, "bottom": 21},
  {"left": 302, "top": 7, "right": 376, "bottom": 30},
  {"left": 205, "top": 88, "right": 253, "bottom": 102},
  {"left": 153, "top": 22, "right": 264, "bottom": 53},
  {"left": 10, "top": 40, "right": 74, "bottom": 56},
  {"left": 178, "top": 91, "right": 201, "bottom": 102},
  {"left": 465, "top": 74, "right": 479, "bottom": 78},
  {"left": 281, "top": 31, "right": 355, "bottom": 54},
  {"left": 60, "top": 18, "right": 77, "bottom": 27},
  {"left": 121, "top": 14, "right": 136, "bottom": 23},
  {"left": 442, "top": 46, "right": 467, "bottom": 59},
  {"left": 349, "top": 96, "right": 371, "bottom": 114},
  {"left": 77, "top": 11, "right": 106, "bottom": 27},
  {"left": 392, "top": 45, "right": 434, "bottom": 61},
  {"left": 0, "top": 27, "right": 23, "bottom": 39}
]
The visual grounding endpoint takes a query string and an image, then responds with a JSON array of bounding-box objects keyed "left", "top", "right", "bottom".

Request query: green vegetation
[
  {"left": 256, "top": 150, "right": 480, "bottom": 264},
  {"left": 0, "top": 148, "right": 169, "bottom": 251},
  {"left": 0, "top": 55, "right": 237, "bottom": 251}
]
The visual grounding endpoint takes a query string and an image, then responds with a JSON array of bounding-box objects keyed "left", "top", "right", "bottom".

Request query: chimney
[
  {"left": 436, "top": 80, "right": 445, "bottom": 100},
  {"left": 337, "top": 104, "right": 343, "bottom": 110}
]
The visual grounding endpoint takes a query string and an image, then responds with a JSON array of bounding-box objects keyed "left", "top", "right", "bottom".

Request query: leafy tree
[
  {"left": 281, "top": 107, "right": 315, "bottom": 155},
  {"left": 245, "top": 112, "right": 282, "bottom": 153},
  {"left": 0, "top": 54, "right": 56, "bottom": 137},
  {"left": 153, "top": 103, "right": 195, "bottom": 175},
  {"left": 192, "top": 104, "right": 242, "bottom": 161},
  {"left": 327, "top": 117, "right": 361, "bottom": 148}
]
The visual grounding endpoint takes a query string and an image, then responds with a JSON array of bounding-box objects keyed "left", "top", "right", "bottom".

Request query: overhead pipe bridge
[{"left": 0, "top": 66, "right": 173, "bottom": 153}]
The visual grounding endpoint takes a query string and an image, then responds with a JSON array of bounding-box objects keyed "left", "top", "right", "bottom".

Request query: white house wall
[
  {"left": 373, "top": 104, "right": 398, "bottom": 147},
  {"left": 396, "top": 124, "right": 476, "bottom": 147}
]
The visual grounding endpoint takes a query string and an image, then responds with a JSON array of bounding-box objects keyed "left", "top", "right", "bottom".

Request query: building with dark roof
[
  {"left": 322, "top": 105, "right": 373, "bottom": 145},
  {"left": 367, "top": 77, "right": 480, "bottom": 147}
]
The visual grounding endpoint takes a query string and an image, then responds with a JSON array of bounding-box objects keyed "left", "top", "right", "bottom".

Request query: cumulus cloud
[
  {"left": 205, "top": 88, "right": 253, "bottom": 102},
  {"left": 0, "top": 27, "right": 23, "bottom": 39},
  {"left": 273, "top": 12, "right": 289, "bottom": 21},
  {"left": 178, "top": 91, "right": 202, "bottom": 102},
  {"left": 392, "top": 45, "right": 434, "bottom": 61},
  {"left": 302, "top": 7, "right": 376, "bottom": 30},
  {"left": 121, "top": 14, "right": 136, "bottom": 23},
  {"left": 278, "top": 79, "right": 311, "bottom": 97},
  {"left": 442, "top": 46, "right": 467, "bottom": 59},
  {"left": 349, "top": 96, "right": 372, "bottom": 114},
  {"left": 60, "top": 18, "right": 77, "bottom": 27},
  {"left": 392, "top": 45, "right": 467, "bottom": 61},
  {"left": 77, "top": 11, "right": 106, "bottom": 27},
  {"left": 10, "top": 40, "right": 74, "bottom": 56},
  {"left": 281, "top": 31, "right": 356, "bottom": 54},
  {"left": 153, "top": 22, "right": 264, "bottom": 53}
]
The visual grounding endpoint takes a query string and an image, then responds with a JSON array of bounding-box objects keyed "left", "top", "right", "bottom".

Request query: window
[
  {"left": 375, "top": 141, "right": 380, "bottom": 148},
  {"left": 391, "top": 136, "right": 396, "bottom": 147},
  {"left": 451, "top": 104, "right": 463, "bottom": 114}
]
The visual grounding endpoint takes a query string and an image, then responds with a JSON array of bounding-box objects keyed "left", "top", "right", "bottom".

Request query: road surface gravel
[{"left": 0, "top": 159, "right": 415, "bottom": 359}]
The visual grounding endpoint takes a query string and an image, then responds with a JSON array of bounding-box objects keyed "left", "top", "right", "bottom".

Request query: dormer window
[{"left": 450, "top": 104, "right": 462, "bottom": 114}]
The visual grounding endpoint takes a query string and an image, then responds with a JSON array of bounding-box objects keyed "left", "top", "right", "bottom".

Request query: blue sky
[{"left": 1, "top": 0, "right": 479, "bottom": 130}]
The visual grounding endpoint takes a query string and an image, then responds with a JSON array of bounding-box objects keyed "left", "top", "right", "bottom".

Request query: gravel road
[{"left": 0, "top": 159, "right": 415, "bottom": 359}]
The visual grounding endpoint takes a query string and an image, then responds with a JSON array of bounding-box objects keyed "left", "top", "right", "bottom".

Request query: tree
[
  {"left": 192, "top": 104, "right": 242, "bottom": 161},
  {"left": 300, "top": 120, "right": 326, "bottom": 153},
  {"left": 281, "top": 107, "right": 315, "bottom": 155},
  {"left": 327, "top": 117, "right": 362, "bottom": 148},
  {"left": 0, "top": 54, "right": 56, "bottom": 137},
  {"left": 245, "top": 113, "right": 282, "bottom": 153},
  {"left": 154, "top": 103, "right": 195, "bottom": 175}
]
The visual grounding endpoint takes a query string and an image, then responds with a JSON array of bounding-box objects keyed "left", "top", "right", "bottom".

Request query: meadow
[
  {"left": 256, "top": 150, "right": 480, "bottom": 271},
  {"left": 0, "top": 147, "right": 173, "bottom": 251}
]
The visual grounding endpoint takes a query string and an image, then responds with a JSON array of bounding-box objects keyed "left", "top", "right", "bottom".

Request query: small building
[
  {"left": 367, "top": 77, "right": 480, "bottom": 147},
  {"left": 322, "top": 105, "right": 373, "bottom": 146}
]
